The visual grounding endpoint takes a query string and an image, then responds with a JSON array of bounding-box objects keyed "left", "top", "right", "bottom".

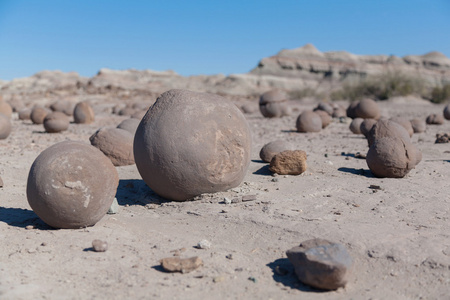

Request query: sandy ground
[{"left": 0, "top": 96, "right": 449, "bottom": 300}]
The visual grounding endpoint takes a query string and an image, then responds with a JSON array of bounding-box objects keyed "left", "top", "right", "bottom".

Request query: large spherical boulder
[
  {"left": 296, "top": 111, "right": 322, "bottom": 133},
  {"left": 366, "top": 136, "right": 421, "bottom": 178},
  {"left": 43, "top": 112, "right": 70, "bottom": 133},
  {"left": 90, "top": 127, "right": 135, "bottom": 166},
  {"left": 259, "top": 140, "right": 295, "bottom": 163},
  {"left": 367, "top": 119, "right": 410, "bottom": 147},
  {"left": 259, "top": 90, "right": 289, "bottom": 118},
  {"left": 73, "top": 101, "right": 95, "bottom": 124},
  {"left": 134, "top": 89, "right": 252, "bottom": 201},
  {"left": 26, "top": 141, "right": 119, "bottom": 229},
  {"left": 0, "top": 113, "right": 12, "bottom": 139}
]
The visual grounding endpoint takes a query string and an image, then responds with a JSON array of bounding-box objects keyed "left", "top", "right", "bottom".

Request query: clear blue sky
[{"left": 0, "top": 0, "right": 449, "bottom": 80}]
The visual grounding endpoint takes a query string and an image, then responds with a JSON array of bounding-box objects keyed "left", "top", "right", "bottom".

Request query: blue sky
[{"left": 0, "top": 0, "right": 449, "bottom": 80}]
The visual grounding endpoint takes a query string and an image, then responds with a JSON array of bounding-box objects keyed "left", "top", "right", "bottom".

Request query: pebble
[
  {"left": 213, "top": 276, "right": 225, "bottom": 283},
  {"left": 226, "top": 254, "right": 233, "bottom": 260},
  {"left": 107, "top": 198, "right": 119, "bottom": 214},
  {"left": 0, "top": 176, "right": 3, "bottom": 187},
  {"left": 271, "top": 178, "right": 279, "bottom": 182},
  {"left": 286, "top": 238, "right": 352, "bottom": 290},
  {"left": 248, "top": 277, "right": 257, "bottom": 283},
  {"left": 160, "top": 256, "right": 203, "bottom": 273},
  {"left": 25, "top": 225, "right": 34, "bottom": 230},
  {"left": 223, "top": 197, "right": 232, "bottom": 204},
  {"left": 197, "top": 239, "right": 211, "bottom": 249},
  {"left": 242, "top": 195, "right": 257, "bottom": 202},
  {"left": 92, "top": 240, "right": 108, "bottom": 252}
]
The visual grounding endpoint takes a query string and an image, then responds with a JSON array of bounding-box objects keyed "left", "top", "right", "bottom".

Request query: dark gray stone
[{"left": 286, "top": 238, "right": 352, "bottom": 290}]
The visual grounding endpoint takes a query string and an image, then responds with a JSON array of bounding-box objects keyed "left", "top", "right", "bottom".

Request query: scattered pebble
[
  {"left": 0, "top": 176, "right": 3, "bottom": 188},
  {"left": 160, "top": 256, "right": 203, "bottom": 273},
  {"left": 196, "top": 239, "right": 211, "bottom": 249},
  {"left": 226, "top": 254, "right": 233, "bottom": 260},
  {"left": 435, "top": 133, "right": 450, "bottom": 144},
  {"left": 286, "top": 238, "right": 352, "bottom": 290},
  {"left": 213, "top": 276, "right": 225, "bottom": 283},
  {"left": 271, "top": 178, "right": 279, "bottom": 182},
  {"left": 242, "top": 195, "right": 257, "bottom": 202},
  {"left": 107, "top": 198, "right": 119, "bottom": 214},
  {"left": 274, "top": 266, "right": 289, "bottom": 276},
  {"left": 369, "top": 185, "right": 382, "bottom": 190},
  {"left": 223, "top": 197, "right": 232, "bottom": 204},
  {"left": 25, "top": 225, "right": 34, "bottom": 230},
  {"left": 92, "top": 240, "right": 108, "bottom": 252},
  {"left": 248, "top": 276, "right": 257, "bottom": 283}
]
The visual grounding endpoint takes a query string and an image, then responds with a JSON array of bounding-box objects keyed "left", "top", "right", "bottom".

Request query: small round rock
[
  {"left": 73, "top": 101, "right": 95, "bottom": 124},
  {"left": 390, "top": 117, "right": 414, "bottom": 137},
  {"left": 349, "top": 118, "right": 364, "bottom": 134},
  {"left": 296, "top": 111, "right": 322, "bottom": 133},
  {"left": 444, "top": 105, "right": 450, "bottom": 120},
  {"left": 426, "top": 114, "right": 444, "bottom": 125},
  {"left": 259, "top": 140, "right": 295, "bottom": 163},
  {"left": 315, "top": 110, "right": 332, "bottom": 128},
  {"left": 410, "top": 118, "right": 426, "bottom": 133},
  {"left": 355, "top": 99, "right": 381, "bottom": 119},
  {"left": 30, "top": 106, "right": 50, "bottom": 124},
  {"left": 43, "top": 111, "right": 70, "bottom": 133},
  {"left": 0, "top": 113, "right": 12, "bottom": 139},
  {"left": 90, "top": 127, "right": 135, "bottom": 166},
  {"left": 92, "top": 240, "right": 108, "bottom": 252},
  {"left": 0, "top": 101, "right": 12, "bottom": 118},
  {"left": 26, "top": 141, "right": 119, "bottom": 229},
  {"left": 117, "top": 118, "right": 140, "bottom": 135},
  {"left": 259, "top": 90, "right": 289, "bottom": 118},
  {"left": 18, "top": 108, "right": 32, "bottom": 120}
]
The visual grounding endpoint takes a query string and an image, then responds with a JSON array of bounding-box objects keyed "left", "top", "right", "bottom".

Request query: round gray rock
[
  {"left": 43, "top": 111, "right": 70, "bottom": 133},
  {"left": 259, "top": 140, "right": 295, "bottom": 163},
  {"left": 0, "top": 113, "right": 12, "bottom": 139},
  {"left": 117, "top": 118, "right": 140, "bottom": 135},
  {"left": 73, "top": 101, "right": 95, "bottom": 124},
  {"left": 134, "top": 89, "right": 252, "bottom": 201},
  {"left": 90, "top": 127, "right": 135, "bottom": 166},
  {"left": 26, "top": 141, "right": 119, "bottom": 229},
  {"left": 296, "top": 111, "right": 322, "bottom": 133}
]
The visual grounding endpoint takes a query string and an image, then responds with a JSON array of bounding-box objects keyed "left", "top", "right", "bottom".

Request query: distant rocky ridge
[{"left": 1, "top": 44, "right": 450, "bottom": 101}]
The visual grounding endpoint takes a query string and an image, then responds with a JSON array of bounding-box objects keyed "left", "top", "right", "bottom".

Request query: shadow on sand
[
  {"left": 253, "top": 165, "right": 272, "bottom": 176},
  {"left": 0, "top": 206, "right": 51, "bottom": 229},
  {"left": 338, "top": 167, "right": 374, "bottom": 178},
  {"left": 115, "top": 179, "right": 169, "bottom": 206}
]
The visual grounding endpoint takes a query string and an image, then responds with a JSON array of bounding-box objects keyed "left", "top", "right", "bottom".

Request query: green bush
[
  {"left": 431, "top": 84, "right": 450, "bottom": 103},
  {"left": 331, "top": 72, "right": 428, "bottom": 101}
]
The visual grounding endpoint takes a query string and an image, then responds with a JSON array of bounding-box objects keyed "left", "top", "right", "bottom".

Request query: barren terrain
[{"left": 0, "top": 95, "right": 449, "bottom": 300}]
